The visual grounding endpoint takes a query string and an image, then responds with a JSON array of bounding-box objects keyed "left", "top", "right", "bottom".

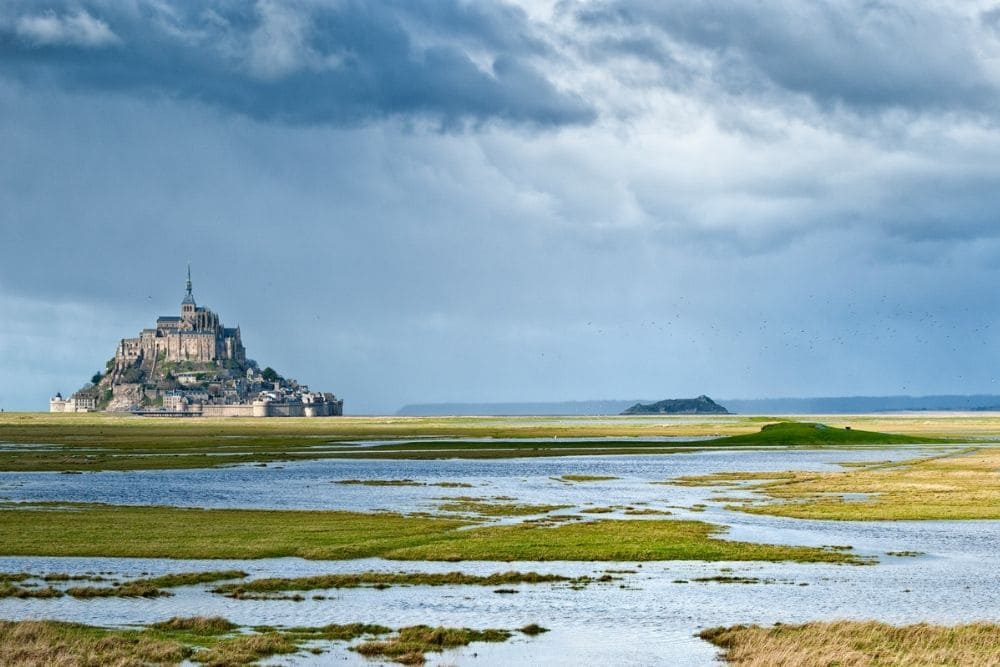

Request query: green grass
[
  {"left": 352, "top": 625, "right": 513, "bottom": 664},
  {"left": 64, "top": 570, "right": 246, "bottom": 598},
  {"left": 0, "top": 569, "right": 248, "bottom": 599},
  {"left": 436, "top": 498, "right": 571, "bottom": 516},
  {"left": 0, "top": 502, "right": 860, "bottom": 563},
  {"left": 0, "top": 584, "right": 62, "bottom": 598},
  {"left": 0, "top": 503, "right": 471, "bottom": 559},
  {"left": 148, "top": 617, "right": 238, "bottom": 635},
  {"left": 674, "top": 447, "right": 1000, "bottom": 520},
  {"left": 700, "top": 621, "right": 1000, "bottom": 666},
  {"left": 703, "top": 421, "right": 950, "bottom": 446},
  {"left": 0, "top": 618, "right": 518, "bottom": 666},
  {"left": 386, "top": 519, "right": 864, "bottom": 563},
  {"left": 335, "top": 479, "right": 474, "bottom": 488},
  {"left": 0, "top": 620, "right": 196, "bottom": 665},
  {"left": 0, "top": 414, "right": 964, "bottom": 471},
  {"left": 213, "top": 571, "right": 575, "bottom": 595}
]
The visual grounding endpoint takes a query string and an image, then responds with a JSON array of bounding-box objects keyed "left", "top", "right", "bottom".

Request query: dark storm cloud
[
  {"left": 6, "top": 1, "right": 1000, "bottom": 413},
  {"left": 577, "top": 0, "right": 998, "bottom": 114},
  {"left": 0, "top": 0, "right": 594, "bottom": 127}
]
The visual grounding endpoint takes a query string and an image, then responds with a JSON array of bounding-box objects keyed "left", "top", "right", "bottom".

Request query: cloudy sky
[{"left": 4, "top": 0, "right": 1000, "bottom": 413}]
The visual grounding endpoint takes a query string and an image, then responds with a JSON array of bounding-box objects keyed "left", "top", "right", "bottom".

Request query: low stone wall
[
  {"left": 259, "top": 402, "right": 306, "bottom": 417},
  {"left": 200, "top": 404, "right": 255, "bottom": 418}
]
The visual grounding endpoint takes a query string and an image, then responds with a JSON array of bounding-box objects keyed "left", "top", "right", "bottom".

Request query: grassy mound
[{"left": 706, "top": 421, "right": 946, "bottom": 447}]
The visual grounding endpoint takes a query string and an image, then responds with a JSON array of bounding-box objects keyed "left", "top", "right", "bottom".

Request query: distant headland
[{"left": 50, "top": 267, "right": 342, "bottom": 417}]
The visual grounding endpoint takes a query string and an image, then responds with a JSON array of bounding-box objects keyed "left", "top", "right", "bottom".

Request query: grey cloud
[
  {"left": 578, "top": 1, "right": 998, "bottom": 115},
  {"left": 15, "top": 9, "right": 119, "bottom": 47},
  {"left": 0, "top": 0, "right": 595, "bottom": 127}
]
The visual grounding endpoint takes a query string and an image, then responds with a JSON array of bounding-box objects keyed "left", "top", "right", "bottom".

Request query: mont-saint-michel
[{"left": 50, "top": 268, "right": 342, "bottom": 417}]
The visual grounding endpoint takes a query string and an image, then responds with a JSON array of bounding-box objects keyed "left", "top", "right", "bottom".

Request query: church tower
[{"left": 181, "top": 263, "right": 196, "bottom": 320}]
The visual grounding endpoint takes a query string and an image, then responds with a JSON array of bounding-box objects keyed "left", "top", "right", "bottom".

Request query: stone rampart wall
[{"left": 200, "top": 404, "right": 254, "bottom": 417}]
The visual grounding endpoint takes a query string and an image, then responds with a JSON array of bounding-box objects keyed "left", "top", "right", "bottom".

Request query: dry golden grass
[
  {"left": 675, "top": 447, "right": 1000, "bottom": 520},
  {"left": 352, "top": 625, "right": 511, "bottom": 664},
  {"left": 0, "top": 620, "right": 191, "bottom": 666},
  {"left": 194, "top": 632, "right": 297, "bottom": 666},
  {"left": 701, "top": 620, "right": 1000, "bottom": 666},
  {"left": 147, "top": 616, "right": 237, "bottom": 635}
]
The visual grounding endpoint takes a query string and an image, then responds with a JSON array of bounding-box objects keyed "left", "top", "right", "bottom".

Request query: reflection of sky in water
[
  {"left": 1, "top": 446, "right": 997, "bottom": 665},
  {"left": 0, "top": 445, "right": 939, "bottom": 513}
]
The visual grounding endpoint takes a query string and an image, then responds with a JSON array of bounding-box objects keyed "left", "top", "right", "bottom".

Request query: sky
[{"left": 4, "top": 0, "right": 1000, "bottom": 413}]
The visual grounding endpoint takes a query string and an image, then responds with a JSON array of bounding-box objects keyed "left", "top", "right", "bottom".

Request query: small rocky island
[
  {"left": 622, "top": 395, "right": 729, "bottom": 415},
  {"left": 51, "top": 268, "right": 343, "bottom": 417}
]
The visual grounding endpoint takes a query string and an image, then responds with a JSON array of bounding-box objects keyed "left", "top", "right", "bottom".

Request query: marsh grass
[
  {"left": 148, "top": 616, "right": 237, "bottom": 635},
  {"left": 144, "top": 570, "right": 247, "bottom": 587},
  {"left": 385, "top": 519, "right": 864, "bottom": 563},
  {"left": 0, "top": 618, "right": 528, "bottom": 666},
  {"left": 0, "top": 412, "right": 764, "bottom": 471},
  {"left": 213, "top": 571, "right": 572, "bottom": 595},
  {"left": 676, "top": 447, "right": 1000, "bottom": 520},
  {"left": 40, "top": 573, "right": 108, "bottom": 582},
  {"left": 352, "top": 625, "right": 512, "bottom": 664},
  {"left": 336, "top": 479, "right": 424, "bottom": 486},
  {"left": 283, "top": 623, "right": 391, "bottom": 641},
  {"left": 700, "top": 620, "right": 1000, "bottom": 666},
  {"left": 0, "top": 503, "right": 860, "bottom": 563},
  {"left": 195, "top": 632, "right": 297, "bottom": 666},
  {"left": 553, "top": 474, "right": 619, "bottom": 482},
  {"left": 690, "top": 576, "right": 764, "bottom": 584},
  {"left": 703, "top": 421, "right": 947, "bottom": 447},
  {"left": 336, "top": 479, "right": 474, "bottom": 488},
  {"left": 0, "top": 584, "right": 62, "bottom": 599},
  {"left": 66, "top": 570, "right": 247, "bottom": 598},
  {"left": 0, "top": 413, "right": 977, "bottom": 471},
  {"left": 67, "top": 580, "right": 169, "bottom": 598},
  {"left": 436, "top": 498, "right": 570, "bottom": 516},
  {"left": 0, "top": 504, "right": 471, "bottom": 559},
  {"left": 0, "top": 620, "right": 193, "bottom": 665}
]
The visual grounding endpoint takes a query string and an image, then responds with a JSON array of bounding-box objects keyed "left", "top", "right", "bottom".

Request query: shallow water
[
  {"left": 0, "top": 445, "right": 936, "bottom": 513},
  {"left": 1, "top": 445, "right": 997, "bottom": 666}
]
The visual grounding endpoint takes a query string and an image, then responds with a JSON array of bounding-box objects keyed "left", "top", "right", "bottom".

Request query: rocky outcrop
[{"left": 622, "top": 395, "right": 729, "bottom": 415}]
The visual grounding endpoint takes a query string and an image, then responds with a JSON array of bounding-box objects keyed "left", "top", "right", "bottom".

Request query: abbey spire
[{"left": 182, "top": 263, "right": 196, "bottom": 309}]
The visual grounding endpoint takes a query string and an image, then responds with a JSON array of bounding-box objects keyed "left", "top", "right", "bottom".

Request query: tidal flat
[
  {"left": 0, "top": 412, "right": 982, "bottom": 472},
  {"left": 2, "top": 414, "right": 1000, "bottom": 664}
]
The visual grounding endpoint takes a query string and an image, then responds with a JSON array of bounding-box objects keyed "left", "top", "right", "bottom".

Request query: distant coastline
[{"left": 396, "top": 394, "right": 1000, "bottom": 416}]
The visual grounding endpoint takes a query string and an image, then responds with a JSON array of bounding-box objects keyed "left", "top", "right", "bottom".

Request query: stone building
[
  {"left": 49, "top": 392, "right": 96, "bottom": 413},
  {"left": 51, "top": 267, "right": 343, "bottom": 417},
  {"left": 110, "top": 266, "right": 245, "bottom": 378}
]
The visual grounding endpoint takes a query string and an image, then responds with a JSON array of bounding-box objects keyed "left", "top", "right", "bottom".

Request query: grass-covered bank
[
  {"left": 0, "top": 413, "right": 968, "bottom": 471},
  {"left": 0, "top": 504, "right": 470, "bottom": 560},
  {"left": 700, "top": 620, "right": 1000, "bottom": 666},
  {"left": 1, "top": 570, "right": 245, "bottom": 599},
  {"left": 0, "top": 503, "right": 860, "bottom": 563},
  {"left": 0, "top": 618, "right": 532, "bottom": 665},
  {"left": 703, "top": 421, "right": 948, "bottom": 447},
  {"left": 675, "top": 446, "right": 1000, "bottom": 520}
]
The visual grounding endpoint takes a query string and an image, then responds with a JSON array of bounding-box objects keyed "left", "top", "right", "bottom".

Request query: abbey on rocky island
[
  {"left": 51, "top": 268, "right": 343, "bottom": 417},
  {"left": 114, "top": 266, "right": 246, "bottom": 372}
]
